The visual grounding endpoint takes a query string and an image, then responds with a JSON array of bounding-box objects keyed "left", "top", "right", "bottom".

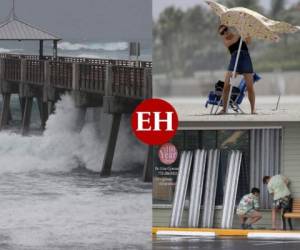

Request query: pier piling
[
  {"left": 37, "top": 98, "right": 48, "bottom": 129},
  {"left": 100, "top": 113, "right": 122, "bottom": 176},
  {"left": 21, "top": 97, "right": 33, "bottom": 135},
  {"left": 0, "top": 93, "right": 11, "bottom": 129},
  {"left": 74, "top": 107, "right": 87, "bottom": 132},
  {"left": 143, "top": 146, "right": 153, "bottom": 182}
]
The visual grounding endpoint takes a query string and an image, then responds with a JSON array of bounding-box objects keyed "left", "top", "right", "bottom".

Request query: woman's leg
[
  {"left": 220, "top": 71, "right": 232, "bottom": 112},
  {"left": 243, "top": 73, "right": 256, "bottom": 114}
]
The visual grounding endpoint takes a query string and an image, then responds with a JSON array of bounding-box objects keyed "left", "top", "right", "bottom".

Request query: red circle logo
[
  {"left": 158, "top": 143, "right": 178, "bottom": 165},
  {"left": 131, "top": 98, "right": 178, "bottom": 145}
]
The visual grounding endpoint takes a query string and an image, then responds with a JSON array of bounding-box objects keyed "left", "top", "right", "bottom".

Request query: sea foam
[{"left": 0, "top": 94, "right": 146, "bottom": 173}]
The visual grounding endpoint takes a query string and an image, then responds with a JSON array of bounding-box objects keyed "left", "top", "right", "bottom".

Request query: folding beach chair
[{"left": 205, "top": 73, "right": 261, "bottom": 114}]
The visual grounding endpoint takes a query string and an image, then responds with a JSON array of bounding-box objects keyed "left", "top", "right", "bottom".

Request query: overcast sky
[
  {"left": 153, "top": 0, "right": 298, "bottom": 20},
  {"left": 0, "top": 0, "right": 151, "bottom": 41}
]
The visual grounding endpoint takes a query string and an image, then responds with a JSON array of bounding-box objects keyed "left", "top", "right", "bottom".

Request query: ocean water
[
  {"left": 0, "top": 95, "right": 152, "bottom": 250},
  {"left": 0, "top": 38, "right": 152, "bottom": 61}
]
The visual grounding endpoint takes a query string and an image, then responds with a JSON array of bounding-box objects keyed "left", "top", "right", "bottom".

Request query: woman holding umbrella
[
  {"left": 218, "top": 24, "right": 256, "bottom": 114},
  {"left": 205, "top": 0, "right": 299, "bottom": 115}
]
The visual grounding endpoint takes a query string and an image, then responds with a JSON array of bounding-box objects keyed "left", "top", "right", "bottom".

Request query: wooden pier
[{"left": 0, "top": 53, "right": 152, "bottom": 179}]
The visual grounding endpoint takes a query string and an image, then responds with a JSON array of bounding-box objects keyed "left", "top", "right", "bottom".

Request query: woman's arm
[
  {"left": 244, "top": 36, "right": 252, "bottom": 44},
  {"left": 223, "top": 33, "right": 239, "bottom": 47}
]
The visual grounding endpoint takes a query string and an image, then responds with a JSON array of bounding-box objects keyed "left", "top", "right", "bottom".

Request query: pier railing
[
  {"left": 111, "top": 66, "right": 144, "bottom": 98},
  {"left": 26, "top": 59, "right": 45, "bottom": 84},
  {"left": 0, "top": 54, "right": 152, "bottom": 99},
  {"left": 0, "top": 53, "right": 152, "bottom": 68},
  {"left": 4, "top": 58, "right": 21, "bottom": 82},
  {"left": 50, "top": 61, "right": 73, "bottom": 89},
  {"left": 79, "top": 63, "right": 106, "bottom": 94}
]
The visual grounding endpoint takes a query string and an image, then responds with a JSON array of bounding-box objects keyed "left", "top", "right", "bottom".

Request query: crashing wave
[{"left": 0, "top": 95, "right": 146, "bottom": 173}]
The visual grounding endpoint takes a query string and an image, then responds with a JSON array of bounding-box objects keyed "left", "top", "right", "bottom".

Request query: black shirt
[{"left": 228, "top": 37, "right": 248, "bottom": 54}]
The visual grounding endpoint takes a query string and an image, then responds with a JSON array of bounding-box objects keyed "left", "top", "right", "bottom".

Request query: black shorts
[{"left": 273, "top": 196, "right": 291, "bottom": 210}]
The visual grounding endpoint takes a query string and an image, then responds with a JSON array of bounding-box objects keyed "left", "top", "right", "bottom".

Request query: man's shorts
[
  {"left": 273, "top": 196, "right": 291, "bottom": 210},
  {"left": 237, "top": 208, "right": 256, "bottom": 217}
]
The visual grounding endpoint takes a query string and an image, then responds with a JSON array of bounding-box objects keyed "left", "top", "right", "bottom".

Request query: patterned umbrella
[{"left": 205, "top": 0, "right": 300, "bottom": 112}]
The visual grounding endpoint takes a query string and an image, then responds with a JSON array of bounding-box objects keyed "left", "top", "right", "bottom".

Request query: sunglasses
[{"left": 219, "top": 27, "right": 228, "bottom": 36}]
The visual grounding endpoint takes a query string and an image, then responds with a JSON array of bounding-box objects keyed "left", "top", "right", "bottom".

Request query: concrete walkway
[{"left": 153, "top": 236, "right": 300, "bottom": 250}]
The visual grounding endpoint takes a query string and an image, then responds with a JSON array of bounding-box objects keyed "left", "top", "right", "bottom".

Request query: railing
[
  {"left": 0, "top": 55, "right": 152, "bottom": 100},
  {"left": 25, "top": 60, "right": 45, "bottom": 84},
  {"left": 112, "top": 66, "right": 145, "bottom": 98},
  {"left": 50, "top": 61, "right": 73, "bottom": 90},
  {"left": 79, "top": 64, "right": 106, "bottom": 94},
  {"left": 3, "top": 58, "right": 21, "bottom": 81},
  {"left": 0, "top": 53, "right": 152, "bottom": 68}
]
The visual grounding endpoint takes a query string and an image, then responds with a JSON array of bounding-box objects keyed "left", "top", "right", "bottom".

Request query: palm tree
[{"left": 154, "top": 7, "right": 184, "bottom": 76}]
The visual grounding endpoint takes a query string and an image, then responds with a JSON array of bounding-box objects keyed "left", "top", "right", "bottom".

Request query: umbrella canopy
[{"left": 205, "top": 0, "right": 300, "bottom": 42}]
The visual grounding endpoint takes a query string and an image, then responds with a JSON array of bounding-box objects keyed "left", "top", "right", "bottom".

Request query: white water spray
[{"left": 0, "top": 94, "right": 146, "bottom": 174}]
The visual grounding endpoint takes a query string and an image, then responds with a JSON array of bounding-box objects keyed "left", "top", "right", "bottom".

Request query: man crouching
[{"left": 236, "top": 187, "right": 262, "bottom": 229}]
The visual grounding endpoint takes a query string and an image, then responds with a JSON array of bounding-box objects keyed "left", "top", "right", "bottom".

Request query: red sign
[
  {"left": 131, "top": 98, "right": 178, "bottom": 145},
  {"left": 158, "top": 143, "right": 178, "bottom": 165}
]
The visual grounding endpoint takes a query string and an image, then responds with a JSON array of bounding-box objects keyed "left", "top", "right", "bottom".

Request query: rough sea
[{"left": 0, "top": 40, "right": 152, "bottom": 250}]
